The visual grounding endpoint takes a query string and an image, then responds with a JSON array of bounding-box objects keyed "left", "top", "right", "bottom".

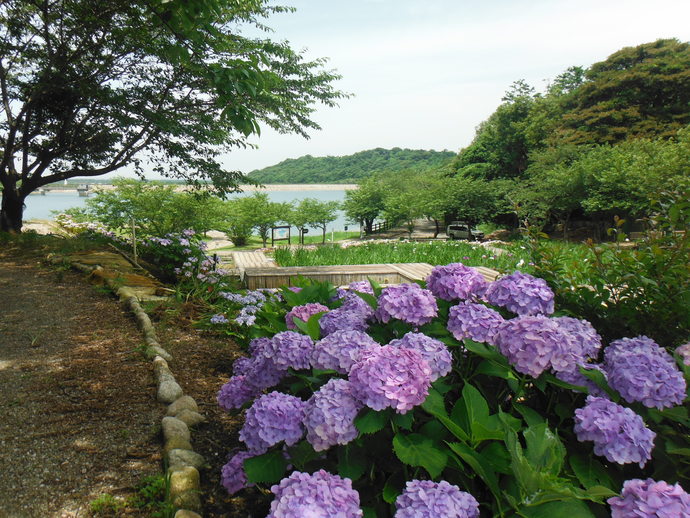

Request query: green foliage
[
  {"left": 558, "top": 39, "right": 690, "bottom": 146},
  {"left": 247, "top": 148, "right": 456, "bottom": 184},
  {"left": 71, "top": 179, "right": 226, "bottom": 237},
  {"left": 272, "top": 240, "right": 530, "bottom": 272},
  {"left": 527, "top": 189, "right": 690, "bottom": 347},
  {"left": 288, "top": 198, "right": 340, "bottom": 244},
  {"left": 0, "top": 0, "right": 344, "bottom": 231},
  {"left": 205, "top": 269, "right": 690, "bottom": 517},
  {"left": 342, "top": 177, "right": 388, "bottom": 233}
]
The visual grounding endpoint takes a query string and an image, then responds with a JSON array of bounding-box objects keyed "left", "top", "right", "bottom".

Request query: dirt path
[{"left": 0, "top": 251, "right": 162, "bottom": 517}]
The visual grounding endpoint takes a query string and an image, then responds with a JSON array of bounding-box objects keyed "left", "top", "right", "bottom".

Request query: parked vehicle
[{"left": 446, "top": 221, "right": 484, "bottom": 241}]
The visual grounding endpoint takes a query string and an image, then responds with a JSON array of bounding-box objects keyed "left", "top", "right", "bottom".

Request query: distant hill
[{"left": 246, "top": 147, "right": 456, "bottom": 184}]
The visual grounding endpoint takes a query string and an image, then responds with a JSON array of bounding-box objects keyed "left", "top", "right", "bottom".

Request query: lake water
[{"left": 24, "top": 187, "right": 356, "bottom": 232}]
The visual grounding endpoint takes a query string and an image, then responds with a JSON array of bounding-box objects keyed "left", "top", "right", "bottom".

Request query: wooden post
[{"left": 131, "top": 218, "right": 139, "bottom": 266}]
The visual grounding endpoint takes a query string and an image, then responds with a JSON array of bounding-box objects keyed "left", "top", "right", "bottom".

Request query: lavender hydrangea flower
[
  {"left": 248, "top": 337, "right": 272, "bottom": 356},
  {"left": 311, "top": 330, "right": 379, "bottom": 374},
  {"left": 394, "top": 480, "right": 480, "bottom": 518},
  {"left": 337, "top": 280, "right": 374, "bottom": 298},
  {"left": 239, "top": 391, "right": 307, "bottom": 454},
  {"left": 340, "top": 293, "right": 375, "bottom": 320},
  {"left": 210, "top": 313, "right": 229, "bottom": 324},
  {"left": 553, "top": 316, "right": 602, "bottom": 360},
  {"left": 388, "top": 332, "right": 452, "bottom": 381},
  {"left": 349, "top": 345, "right": 432, "bottom": 413},
  {"left": 375, "top": 283, "right": 438, "bottom": 327},
  {"left": 604, "top": 336, "right": 686, "bottom": 409},
  {"left": 232, "top": 356, "right": 253, "bottom": 376},
  {"left": 447, "top": 302, "right": 505, "bottom": 345},
  {"left": 493, "top": 315, "right": 571, "bottom": 377},
  {"left": 267, "top": 470, "right": 363, "bottom": 518},
  {"left": 217, "top": 375, "right": 260, "bottom": 410},
  {"left": 319, "top": 308, "right": 369, "bottom": 336},
  {"left": 426, "top": 262, "right": 488, "bottom": 301},
  {"left": 677, "top": 342, "right": 690, "bottom": 366},
  {"left": 484, "top": 271, "right": 555, "bottom": 316},
  {"left": 264, "top": 331, "right": 315, "bottom": 371},
  {"left": 608, "top": 478, "right": 690, "bottom": 517},
  {"left": 304, "top": 379, "right": 364, "bottom": 451},
  {"left": 574, "top": 396, "right": 655, "bottom": 467},
  {"left": 221, "top": 450, "right": 254, "bottom": 495},
  {"left": 285, "top": 302, "right": 330, "bottom": 330},
  {"left": 237, "top": 354, "right": 286, "bottom": 390}
]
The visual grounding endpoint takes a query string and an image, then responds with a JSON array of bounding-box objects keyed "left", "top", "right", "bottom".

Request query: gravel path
[{"left": 0, "top": 252, "right": 162, "bottom": 517}]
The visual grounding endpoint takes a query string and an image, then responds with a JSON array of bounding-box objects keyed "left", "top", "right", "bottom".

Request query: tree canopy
[
  {"left": 0, "top": 0, "right": 345, "bottom": 231},
  {"left": 247, "top": 147, "right": 455, "bottom": 183}
]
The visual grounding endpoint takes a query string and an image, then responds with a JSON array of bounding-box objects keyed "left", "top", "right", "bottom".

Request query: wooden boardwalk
[{"left": 237, "top": 254, "right": 501, "bottom": 290}]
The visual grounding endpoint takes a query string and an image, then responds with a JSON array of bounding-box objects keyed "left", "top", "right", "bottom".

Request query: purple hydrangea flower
[
  {"left": 493, "top": 315, "right": 571, "bottom": 377},
  {"left": 217, "top": 375, "right": 260, "bottom": 411},
  {"left": 604, "top": 336, "right": 686, "bottom": 409},
  {"left": 236, "top": 354, "right": 286, "bottom": 391},
  {"left": 248, "top": 337, "right": 272, "bottom": 356},
  {"left": 426, "top": 262, "right": 488, "bottom": 301},
  {"left": 349, "top": 345, "right": 432, "bottom": 413},
  {"left": 340, "top": 292, "right": 375, "bottom": 320},
  {"left": 312, "top": 330, "right": 379, "bottom": 374},
  {"left": 553, "top": 316, "right": 602, "bottom": 361},
  {"left": 608, "top": 478, "right": 690, "bottom": 517},
  {"left": 574, "top": 396, "right": 655, "bottom": 467},
  {"left": 375, "top": 283, "right": 438, "bottom": 327},
  {"left": 337, "top": 280, "right": 374, "bottom": 298},
  {"left": 239, "top": 391, "right": 307, "bottom": 454},
  {"left": 394, "top": 480, "right": 480, "bottom": 518},
  {"left": 304, "top": 379, "right": 364, "bottom": 451},
  {"left": 447, "top": 302, "right": 505, "bottom": 345},
  {"left": 319, "top": 308, "right": 369, "bottom": 336},
  {"left": 267, "top": 470, "right": 363, "bottom": 518},
  {"left": 232, "top": 356, "right": 253, "bottom": 376},
  {"left": 210, "top": 313, "right": 229, "bottom": 324},
  {"left": 484, "top": 271, "right": 555, "bottom": 316},
  {"left": 285, "top": 302, "right": 330, "bottom": 330},
  {"left": 677, "top": 342, "right": 690, "bottom": 366},
  {"left": 264, "top": 331, "right": 315, "bottom": 371},
  {"left": 388, "top": 332, "right": 452, "bottom": 381},
  {"left": 221, "top": 450, "right": 254, "bottom": 495}
]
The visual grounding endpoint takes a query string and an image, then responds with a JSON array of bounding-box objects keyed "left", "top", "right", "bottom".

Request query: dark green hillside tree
[
  {"left": 453, "top": 80, "right": 538, "bottom": 180},
  {"left": 0, "top": 0, "right": 344, "bottom": 232},
  {"left": 557, "top": 38, "right": 690, "bottom": 145}
]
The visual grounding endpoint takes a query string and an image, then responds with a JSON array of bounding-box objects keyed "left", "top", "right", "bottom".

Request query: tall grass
[{"left": 272, "top": 240, "right": 532, "bottom": 272}]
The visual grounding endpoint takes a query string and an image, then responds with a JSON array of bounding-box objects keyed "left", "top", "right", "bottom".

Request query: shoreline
[{"left": 31, "top": 183, "right": 359, "bottom": 194}]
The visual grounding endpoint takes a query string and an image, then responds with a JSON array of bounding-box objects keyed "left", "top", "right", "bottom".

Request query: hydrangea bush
[{"left": 213, "top": 266, "right": 690, "bottom": 517}]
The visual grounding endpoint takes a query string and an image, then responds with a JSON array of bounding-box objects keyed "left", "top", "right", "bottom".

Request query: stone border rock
[{"left": 51, "top": 256, "right": 207, "bottom": 518}]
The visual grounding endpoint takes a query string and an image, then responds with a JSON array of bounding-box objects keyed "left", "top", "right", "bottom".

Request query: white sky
[{"left": 169, "top": 1, "right": 690, "bottom": 176}]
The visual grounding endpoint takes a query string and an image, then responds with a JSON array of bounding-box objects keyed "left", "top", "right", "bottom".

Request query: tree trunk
[
  {"left": 433, "top": 218, "right": 440, "bottom": 238},
  {"left": 0, "top": 190, "right": 25, "bottom": 233}
]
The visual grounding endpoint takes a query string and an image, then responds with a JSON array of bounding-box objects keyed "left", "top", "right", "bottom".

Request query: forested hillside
[
  {"left": 341, "top": 39, "right": 690, "bottom": 240},
  {"left": 246, "top": 148, "right": 455, "bottom": 183}
]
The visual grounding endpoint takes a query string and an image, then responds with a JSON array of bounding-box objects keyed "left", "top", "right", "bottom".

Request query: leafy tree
[
  {"left": 222, "top": 198, "right": 254, "bottom": 247},
  {"left": 71, "top": 178, "right": 224, "bottom": 237},
  {"left": 239, "top": 192, "right": 290, "bottom": 247},
  {"left": 0, "top": 0, "right": 344, "bottom": 231},
  {"left": 556, "top": 39, "right": 690, "bottom": 145},
  {"left": 453, "top": 81, "right": 538, "bottom": 180},
  {"left": 342, "top": 177, "right": 387, "bottom": 233},
  {"left": 287, "top": 197, "right": 339, "bottom": 244}
]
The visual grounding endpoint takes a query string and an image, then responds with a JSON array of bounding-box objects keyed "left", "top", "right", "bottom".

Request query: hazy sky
[{"left": 215, "top": 1, "right": 690, "bottom": 175}]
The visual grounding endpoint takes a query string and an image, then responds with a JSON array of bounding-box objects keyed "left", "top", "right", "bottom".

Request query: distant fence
[{"left": 364, "top": 221, "right": 391, "bottom": 235}]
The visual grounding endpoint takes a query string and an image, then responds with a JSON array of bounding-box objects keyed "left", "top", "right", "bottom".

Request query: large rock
[
  {"left": 161, "top": 416, "right": 190, "bottom": 442},
  {"left": 167, "top": 396, "right": 199, "bottom": 416},
  {"left": 175, "top": 409, "right": 205, "bottom": 427},
  {"left": 167, "top": 449, "right": 207, "bottom": 470},
  {"left": 158, "top": 378, "right": 183, "bottom": 403}
]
